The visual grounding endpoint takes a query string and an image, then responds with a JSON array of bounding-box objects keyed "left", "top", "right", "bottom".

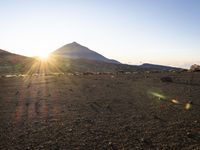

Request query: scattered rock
[{"left": 160, "top": 76, "right": 173, "bottom": 83}]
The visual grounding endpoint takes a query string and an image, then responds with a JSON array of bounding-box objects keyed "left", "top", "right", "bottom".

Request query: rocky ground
[{"left": 0, "top": 72, "right": 200, "bottom": 150}]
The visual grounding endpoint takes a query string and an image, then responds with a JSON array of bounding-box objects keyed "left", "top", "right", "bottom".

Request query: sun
[{"left": 38, "top": 52, "right": 50, "bottom": 60}]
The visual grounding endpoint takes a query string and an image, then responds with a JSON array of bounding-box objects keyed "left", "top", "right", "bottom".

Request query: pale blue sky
[{"left": 0, "top": 0, "right": 200, "bottom": 68}]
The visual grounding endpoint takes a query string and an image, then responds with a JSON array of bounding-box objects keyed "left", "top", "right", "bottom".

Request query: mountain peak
[
  {"left": 53, "top": 42, "right": 120, "bottom": 64},
  {"left": 72, "top": 41, "right": 78, "bottom": 44},
  {"left": 70, "top": 41, "right": 81, "bottom": 46},
  {"left": 66, "top": 42, "right": 85, "bottom": 49}
]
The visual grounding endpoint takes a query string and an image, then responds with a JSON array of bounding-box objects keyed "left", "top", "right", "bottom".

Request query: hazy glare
[{"left": 0, "top": 0, "right": 200, "bottom": 68}]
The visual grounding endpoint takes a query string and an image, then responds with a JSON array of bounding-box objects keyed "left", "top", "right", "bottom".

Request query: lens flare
[
  {"left": 149, "top": 91, "right": 166, "bottom": 100},
  {"left": 148, "top": 91, "right": 195, "bottom": 111},
  {"left": 171, "top": 99, "right": 179, "bottom": 104},
  {"left": 185, "top": 103, "right": 192, "bottom": 110}
]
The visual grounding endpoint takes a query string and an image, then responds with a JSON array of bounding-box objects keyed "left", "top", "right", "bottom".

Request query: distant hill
[
  {"left": 53, "top": 42, "right": 120, "bottom": 64},
  {"left": 0, "top": 49, "right": 28, "bottom": 64},
  {"left": 0, "top": 49, "right": 33, "bottom": 74},
  {"left": 139, "top": 63, "right": 182, "bottom": 71},
  {"left": 0, "top": 46, "right": 183, "bottom": 75},
  {"left": 0, "top": 49, "right": 138, "bottom": 75},
  {"left": 0, "top": 49, "right": 28, "bottom": 71}
]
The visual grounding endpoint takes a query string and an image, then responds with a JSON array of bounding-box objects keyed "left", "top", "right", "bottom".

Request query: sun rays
[{"left": 23, "top": 54, "right": 64, "bottom": 75}]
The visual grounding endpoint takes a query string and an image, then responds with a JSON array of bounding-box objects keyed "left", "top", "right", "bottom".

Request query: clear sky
[{"left": 0, "top": 0, "right": 200, "bottom": 68}]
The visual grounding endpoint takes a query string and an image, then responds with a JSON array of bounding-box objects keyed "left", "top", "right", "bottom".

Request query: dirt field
[{"left": 0, "top": 72, "right": 200, "bottom": 150}]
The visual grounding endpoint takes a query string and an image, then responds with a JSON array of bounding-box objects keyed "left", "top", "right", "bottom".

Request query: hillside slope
[
  {"left": 53, "top": 42, "right": 120, "bottom": 64},
  {"left": 0, "top": 49, "right": 33, "bottom": 74}
]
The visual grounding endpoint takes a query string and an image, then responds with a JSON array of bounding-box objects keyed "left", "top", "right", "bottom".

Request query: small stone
[
  {"left": 15, "top": 91, "right": 19, "bottom": 95},
  {"left": 186, "top": 132, "right": 190, "bottom": 136}
]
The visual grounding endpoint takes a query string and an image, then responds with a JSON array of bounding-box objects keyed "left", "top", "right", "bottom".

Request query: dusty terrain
[{"left": 0, "top": 72, "right": 200, "bottom": 150}]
